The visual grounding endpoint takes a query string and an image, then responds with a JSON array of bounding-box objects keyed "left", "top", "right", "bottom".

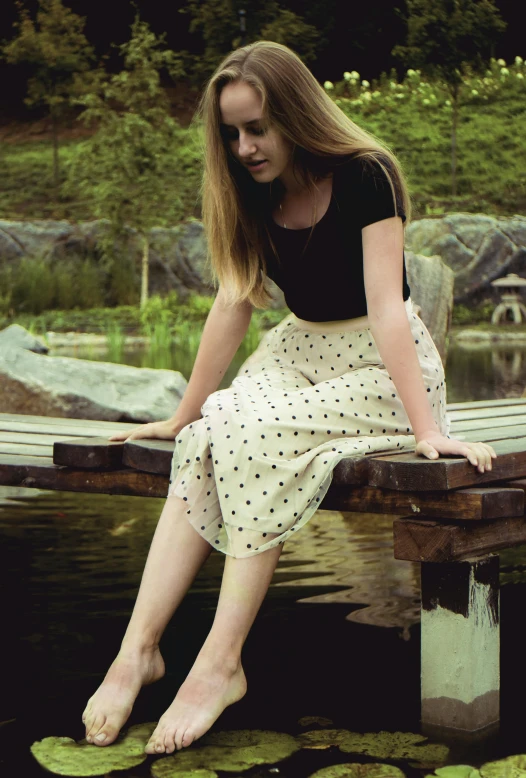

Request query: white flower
[
  {"left": 471, "top": 89, "right": 479, "bottom": 95},
  {"left": 324, "top": 80, "right": 334, "bottom": 90},
  {"left": 390, "top": 80, "right": 397, "bottom": 89},
  {"left": 351, "top": 70, "right": 360, "bottom": 79},
  {"left": 500, "top": 67, "right": 509, "bottom": 76},
  {"left": 497, "top": 58, "right": 506, "bottom": 66},
  {"left": 343, "top": 71, "right": 352, "bottom": 81},
  {"left": 515, "top": 56, "right": 523, "bottom": 66},
  {"left": 361, "top": 79, "right": 370, "bottom": 88},
  {"left": 407, "top": 68, "right": 416, "bottom": 76},
  {"left": 517, "top": 72, "right": 524, "bottom": 79}
]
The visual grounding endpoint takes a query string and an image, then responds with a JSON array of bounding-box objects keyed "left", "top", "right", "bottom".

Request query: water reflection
[{"left": 446, "top": 342, "right": 526, "bottom": 402}]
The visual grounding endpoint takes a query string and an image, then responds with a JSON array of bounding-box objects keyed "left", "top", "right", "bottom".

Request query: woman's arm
[
  {"left": 362, "top": 216, "right": 495, "bottom": 472},
  {"left": 109, "top": 287, "right": 253, "bottom": 441}
]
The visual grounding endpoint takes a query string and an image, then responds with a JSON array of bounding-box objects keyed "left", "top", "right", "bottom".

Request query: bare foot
[
  {"left": 82, "top": 646, "right": 165, "bottom": 746},
  {"left": 144, "top": 657, "right": 247, "bottom": 754}
]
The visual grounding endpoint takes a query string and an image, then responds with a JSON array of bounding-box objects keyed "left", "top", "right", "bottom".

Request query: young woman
[{"left": 81, "top": 41, "right": 496, "bottom": 755}]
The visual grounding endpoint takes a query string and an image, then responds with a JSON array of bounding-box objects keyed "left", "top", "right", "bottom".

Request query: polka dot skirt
[{"left": 168, "top": 301, "right": 449, "bottom": 558}]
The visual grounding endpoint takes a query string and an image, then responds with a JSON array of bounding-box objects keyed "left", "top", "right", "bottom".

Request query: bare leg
[
  {"left": 83, "top": 495, "right": 212, "bottom": 746},
  {"left": 145, "top": 539, "right": 283, "bottom": 754}
]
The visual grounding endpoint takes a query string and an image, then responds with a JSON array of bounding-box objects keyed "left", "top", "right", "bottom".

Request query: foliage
[
  {"left": 309, "top": 765, "right": 406, "bottom": 777},
  {"left": 1, "top": 0, "right": 97, "bottom": 185},
  {"left": 328, "top": 56, "right": 526, "bottom": 214},
  {"left": 300, "top": 730, "right": 448, "bottom": 765},
  {"left": 392, "top": 0, "right": 506, "bottom": 194},
  {"left": 179, "top": 0, "right": 321, "bottom": 84},
  {"left": 451, "top": 302, "right": 495, "bottom": 325},
  {"left": 425, "top": 767, "right": 481, "bottom": 777},
  {"left": 63, "top": 14, "right": 194, "bottom": 306},
  {"left": 30, "top": 722, "right": 154, "bottom": 775}
]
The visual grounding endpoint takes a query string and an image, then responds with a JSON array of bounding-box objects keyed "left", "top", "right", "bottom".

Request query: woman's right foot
[{"left": 82, "top": 645, "right": 165, "bottom": 746}]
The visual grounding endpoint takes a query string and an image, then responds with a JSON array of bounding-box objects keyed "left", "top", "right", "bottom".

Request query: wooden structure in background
[{"left": 2, "top": 399, "right": 526, "bottom": 738}]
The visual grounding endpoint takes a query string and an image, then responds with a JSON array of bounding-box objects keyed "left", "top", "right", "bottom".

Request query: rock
[
  {"left": 406, "top": 214, "right": 526, "bottom": 305},
  {"left": 0, "top": 347, "right": 187, "bottom": 422},
  {"left": 405, "top": 250, "right": 454, "bottom": 361},
  {"left": 0, "top": 324, "right": 49, "bottom": 353}
]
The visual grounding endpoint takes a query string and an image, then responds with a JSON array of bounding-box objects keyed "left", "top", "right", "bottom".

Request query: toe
[
  {"left": 87, "top": 714, "right": 106, "bottom": 743},
  {"left": 163, "top": 731, "right": 176, "bottom": 754},
  {"left": 181, "top": 729, "right": 195, "bottom": 749}
]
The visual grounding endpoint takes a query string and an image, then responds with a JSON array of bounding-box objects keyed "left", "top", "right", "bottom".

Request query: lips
[{"left": 246, "top": 160, "right": 267, "bottom": 167}]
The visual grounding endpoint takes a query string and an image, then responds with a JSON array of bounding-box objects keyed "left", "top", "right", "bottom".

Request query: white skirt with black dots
[{"left": 167, "top": 298, "right": 449, "bottom": 558}]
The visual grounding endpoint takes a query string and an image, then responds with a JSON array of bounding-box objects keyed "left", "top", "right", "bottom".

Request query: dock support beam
[{"left": 421, "top": 555, "right": 500, "bottom": 734}]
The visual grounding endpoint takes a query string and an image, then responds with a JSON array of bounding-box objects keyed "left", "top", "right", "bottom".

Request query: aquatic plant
[
  {"left": 299, "top": 729, "right": 448, "bottom": 764},
  {"left": 30, "top": 721, "right": 155, "bottom": 775},
  {"left": 309, "top": 765, "right": 406, "bottom": 777},
  {"left": 425, "top": 766, "right": 481, "bottom": 777},
  {"left": 151, "top": 730, "right": 299, "bottom": 775}
]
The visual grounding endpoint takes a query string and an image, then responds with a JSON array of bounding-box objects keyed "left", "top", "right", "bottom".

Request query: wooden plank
[
  {"left": 451, "top": 416, "right": 526, "bottom": 433},
  {"left": 393, "top": 515, "right": 526, "bottom": 562},
  {"left": 446, "top": 398, "right": 526, "bottom": 411},
  {"left": 0, "top": 455, "right": 168, "bottom": 497},
  {"left": 53, "top": 437, "right": 125, "bottom": 470},
  {"left": 0, "top": 442, "right": 53, "bottom": 457},
  {"left": 0, "top": 431, "right": 77, "bottom": 446},
  {"left": 368, "top": 438, "right": 526, "bottom": 491},
  {"left": 123, "top": 439, "right": 177, "bottom": 474},
  {"left": 447, "top": 405, "right": 526, "bottom": 422},
  {"left": 0, "top": 413, "right": 137, "bottom": 431},
  {"left": 454, "top": 424, "right": 526, "bottom": 442},
  {"left": 0, "top": 420, "right": 130, "bottom": 438},
  {"left": 321, "top": 486, "right": 524, "bottom": 520},
  {"left": 421, "top": 556, "right": 500, "bottom": 733}
]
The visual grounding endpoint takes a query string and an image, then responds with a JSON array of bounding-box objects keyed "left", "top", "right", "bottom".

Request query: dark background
[{"left": 0, "top": 0, "right": 522, "bottom": 120}]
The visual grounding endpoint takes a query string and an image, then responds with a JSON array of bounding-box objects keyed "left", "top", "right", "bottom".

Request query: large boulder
[
  {"left": 406, "top": 213, "right": 526, "bottom": 305},
  {"left": 0, "top": 347, "right": 187, "bottom": 422},
  {"left": 0, "top": 323, "right": 48, "bottom": 353},
  {"left": 0, "top": 218, "right": 213, "bottom": 301}
]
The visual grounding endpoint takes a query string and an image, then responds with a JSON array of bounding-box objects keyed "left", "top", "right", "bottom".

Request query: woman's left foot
[{"left": 145, "top": 657, "right": 247, "bottom": 753}]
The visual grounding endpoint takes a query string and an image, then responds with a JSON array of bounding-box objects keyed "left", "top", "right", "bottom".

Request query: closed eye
[{"left": 220, "top": 126, "right": 267, "bottom": 140}]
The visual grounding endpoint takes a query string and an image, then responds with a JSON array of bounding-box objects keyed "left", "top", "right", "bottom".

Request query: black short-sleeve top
[{"left": 263, "top": 155, "right": 410, "bottom": 321}]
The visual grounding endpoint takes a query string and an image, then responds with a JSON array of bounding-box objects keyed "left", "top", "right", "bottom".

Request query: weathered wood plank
[
  {"left": 0, "top": 442, "right": 53, "bottom": 457},
  {"left": 368, "top": 438, "right": 526, "bottom": 491},
  {"left": 447, "top": 405, "right": 526, "bottom": 422},
  {"left": 0, "top": 413, "right": 137, "bottom": 430},
  {"left": 446, "top": 398, "right": 526, "bottom": 411},
  {"left": 122, "top": 439, "right": 177, "bottom": 474},
  {"left": 321, "top": 486, "right": 524, "bottom": 520},
  {"left": 454, "top": 424, "right": 526, "bottom": 442},
  {"left": 0, "top": 431, "right": 78, "bottom": 446},
  {"left": 421, "top": 556, "right": 500, "bottom": 733},
  {"left": 0, "top": 455, "right": 168, "bottom": 497},
  {"left": 393, "top": 515, "right": 526, "bottom": 562},
  {"left": 53, "top": 437, "right": 125, "bottom": 469},
  {"left": 451, "top": 416, "right": 526, "bottom": 433},
  {"left": 0, "top": 421, "right": 129, "bottom": 438}
]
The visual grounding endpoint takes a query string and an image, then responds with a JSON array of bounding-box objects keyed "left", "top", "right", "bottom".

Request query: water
[{"left": 2, "top": 335, "right": 526, "bottom": 776}]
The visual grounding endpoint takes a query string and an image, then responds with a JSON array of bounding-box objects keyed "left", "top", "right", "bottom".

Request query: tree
[
  {"left": 64, "top": 15, "right": 191, "bottom": 308},
  {"left": 2, "top": 0, "right": 96, "bottom": 188},
  {"left": 393, "top": 0, "right": 506, "bottom": 195},
  {"left": 180, "top": 0, "right": 321, "bottom": 84}
]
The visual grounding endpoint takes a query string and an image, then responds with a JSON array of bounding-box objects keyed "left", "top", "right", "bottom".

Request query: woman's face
[{"left": 219, "top": 80, "right": 293, "bottom": 183}]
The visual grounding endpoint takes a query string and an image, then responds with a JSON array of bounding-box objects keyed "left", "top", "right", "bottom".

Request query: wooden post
[{"left": 421, "top": 555, "right": 499, "bottom": 734}]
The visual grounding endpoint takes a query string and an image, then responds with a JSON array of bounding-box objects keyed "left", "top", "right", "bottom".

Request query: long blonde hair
[{"left": 194, "top": 40, "right": 411, "bottom": 309}]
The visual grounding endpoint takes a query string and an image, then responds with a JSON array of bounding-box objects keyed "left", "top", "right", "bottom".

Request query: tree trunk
[
  {"left": 51, "top": 113, "right": 60, "bottom": 189},
  {"left": 451, "top": 85, "right": 459, "bottom": 198},
  {"left": 140, "top": 235, "right": 149, "bottom": 309}
]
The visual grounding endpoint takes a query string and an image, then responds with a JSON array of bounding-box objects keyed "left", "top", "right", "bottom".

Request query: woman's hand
[
  {"left": 415, "top": 431, "right": 497, "bottom": 473},
  {"left": 108, "top": 419, "right": 184, "bottom": 443}
]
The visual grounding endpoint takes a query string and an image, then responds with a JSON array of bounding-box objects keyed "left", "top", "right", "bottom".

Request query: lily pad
[
  {"left": 151, "top": 730, "right": 299, "bottom": 775},
  {"left": 338, "top": 732, "right": 449, "bottom": 764},
  {"left": 298, "top": 730, "right": 354, "bottom": 749},
  {"left": 30, "top": 723, "right": 154, "bottom": 776},
  {"left": 309, "top": 764, "right": 406, "bottom": 777},
  {"left": 298, "top": 716, "right": 335, "bottom": 728},
  {"left": 151, "top": 767, "right": 218, "bottom": 778},
  {"left": 480, "top": 754, "right": 526, "bottom": 777},
  {"left": 424, "top": 767, "right": 482, "bottom": 778}
]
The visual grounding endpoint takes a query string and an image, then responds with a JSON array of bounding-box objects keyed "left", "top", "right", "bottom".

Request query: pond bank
[{"left": 450, "top": 326, "right": 526, "bottom": 343}]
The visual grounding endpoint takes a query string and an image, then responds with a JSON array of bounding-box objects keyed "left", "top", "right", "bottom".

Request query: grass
[{"left": 1, "top": 62, "right": 525, "bottom": 222}]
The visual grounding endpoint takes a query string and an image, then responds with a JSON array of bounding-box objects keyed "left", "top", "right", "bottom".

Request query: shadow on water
[{"left": 2, "top": 337, "right": 526, "bottom": 774}]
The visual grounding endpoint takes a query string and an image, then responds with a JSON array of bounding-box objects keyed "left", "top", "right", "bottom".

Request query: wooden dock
[{"left": 2, "top": 399, "right": 526, "bottom": 738}]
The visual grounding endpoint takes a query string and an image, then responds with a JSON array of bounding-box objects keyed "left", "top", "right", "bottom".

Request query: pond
[{"left": 1, "top": 333, "right": 526, "bottom": 777}]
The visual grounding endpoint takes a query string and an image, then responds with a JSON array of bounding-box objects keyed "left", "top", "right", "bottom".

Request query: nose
[{"left": 238, "top": 131, "right": 257, "bottom": 159}]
